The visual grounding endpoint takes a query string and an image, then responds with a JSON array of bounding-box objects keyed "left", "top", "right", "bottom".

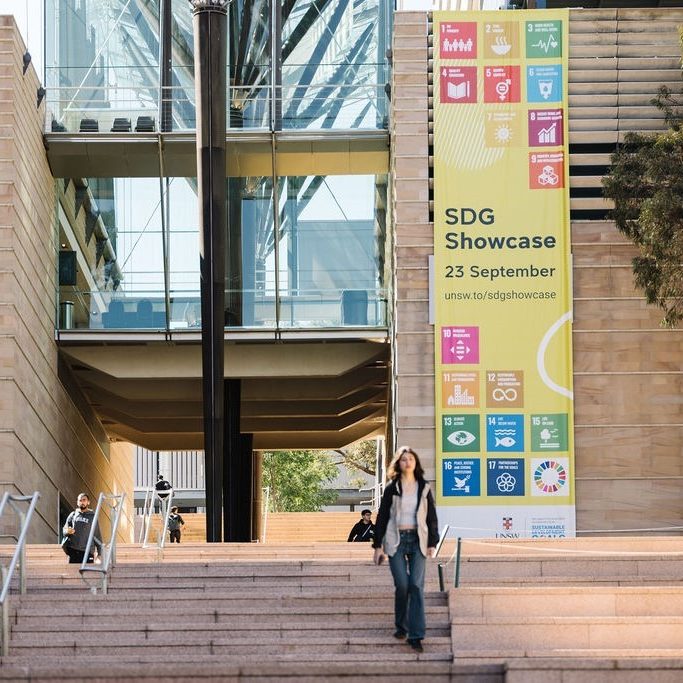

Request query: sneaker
[
  {"left": 407, "top": 638, "right": 423, "bottom": 652},
  {"left": 393, "top": 630, "right": 407, "bottom": 640}
]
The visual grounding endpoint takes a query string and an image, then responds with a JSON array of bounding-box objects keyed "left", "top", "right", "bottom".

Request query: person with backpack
[
  {"left": 347, "top": 509, "right": 375, "bottom": 542},
  {"left": 168, "top": 506, "right": 185, "bottom": 543},
  {"left": 62, "top": 493, "right": 103, "bottom": 564},
  {"left": 155, "top": 474, "right": 172, "bottom": 498}
]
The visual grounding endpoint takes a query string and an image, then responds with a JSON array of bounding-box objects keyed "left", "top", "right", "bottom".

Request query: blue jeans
[{"left": 388, "top": 529, "right": 426, "bottom": 640}]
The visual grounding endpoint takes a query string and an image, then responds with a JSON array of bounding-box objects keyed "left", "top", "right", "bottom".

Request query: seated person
[{"left": 347, "top": 509, "right": 375, "bottom": 542}]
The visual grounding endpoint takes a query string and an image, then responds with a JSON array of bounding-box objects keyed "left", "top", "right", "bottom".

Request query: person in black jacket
[
  {"left": 372, "top": 446, "right": 439, "bottom": 653},
  {"left": 347, "top": 509, "right": 375, "bottom": 542},
  {"left": 62, "top": 493, "right": 103, "bottom": 564}
]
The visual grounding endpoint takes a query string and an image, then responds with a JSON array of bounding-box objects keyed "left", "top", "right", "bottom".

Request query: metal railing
[
  {"left": 139, "top": 488, "right": 174, "bottom": 549},
  {"left": 44, "top": 83, "right": 388, "bottom": 134},
  {"left": 260, "top": 486, "right": 270, "bottom": 543},
  {"left": 358, "top": 482, "right": 381, "bottom": 510},
  {"left": 436, "top": 525, "right": 462, "bottom": 593},
  {"left": 79, "top": 492, "right": 125, "bottom": 595},
  {"left": 0, "top": 492, "right": 40, "bottom": 656},
  {"left": 59, "top": 288, "right": 389, "bottom": 332}
]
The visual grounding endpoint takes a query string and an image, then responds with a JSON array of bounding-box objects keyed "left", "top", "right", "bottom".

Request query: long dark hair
[{"left": 387, "top": 446, "right": 425, "bottom": 482}]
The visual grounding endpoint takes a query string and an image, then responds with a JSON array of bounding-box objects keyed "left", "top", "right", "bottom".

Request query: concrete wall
[
  {"left": 0, "top": 17, "right": 134, "bottom": 543},
  {"left": 391, "top": 9, "right": 683, "bottom": 533}
]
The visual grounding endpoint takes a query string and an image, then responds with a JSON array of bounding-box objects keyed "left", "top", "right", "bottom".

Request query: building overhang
[
  {"left": 59, "top": 333, "right": 390, "bottom": 451},
  {"left": 45, "top": 130, "right": 390, "bottom": 178}
]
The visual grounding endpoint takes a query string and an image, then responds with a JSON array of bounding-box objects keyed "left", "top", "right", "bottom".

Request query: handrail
[
  {"left": 140, "top": 488, "right": 174, "bottom": 549},
  {"left": 261, "top": 487, "right": 270, "bottom": 543},
  {"left": 79, "top": 492, "right": 125, "bottom": 595},
  {"left": 138, "top": 487, "right": 153, "bottom": 543},
  {"left": 0, "top": 492, "right": 40, "bottom": 656},
  {"left": 435, "top": 524, "right": 450, "bottom": 558},
  {"left": 157, "top": 489, "right": 174, "bottom": 550}
]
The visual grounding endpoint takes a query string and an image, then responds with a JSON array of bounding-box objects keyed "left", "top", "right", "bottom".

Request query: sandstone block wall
[{"left": 0, "top": 17, "right": 134, "bottom": 543}]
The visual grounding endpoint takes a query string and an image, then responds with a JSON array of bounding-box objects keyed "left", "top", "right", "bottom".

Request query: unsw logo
[{"left": 496, "top": 516, "right": 520, "bottom": 538}]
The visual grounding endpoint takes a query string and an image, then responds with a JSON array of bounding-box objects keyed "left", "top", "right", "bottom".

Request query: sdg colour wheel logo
[{"left": 532, "top": 458, "right": 568, "bottom": 496}]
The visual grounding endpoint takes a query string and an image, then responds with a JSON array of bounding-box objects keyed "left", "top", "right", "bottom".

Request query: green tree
[
  {"left": 333, "top": 440, "right": 377, "bottom": 478},
  {"left": 602, "top": 87, "right": 683, "bottom": 327},
  {"left": 262, "top": 450, "right": 338, "bottom": 512}
]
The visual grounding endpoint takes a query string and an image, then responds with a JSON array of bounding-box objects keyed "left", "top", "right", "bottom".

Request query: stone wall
[{"left": 0, "top": 17, "right": 134, "bottom": 543}]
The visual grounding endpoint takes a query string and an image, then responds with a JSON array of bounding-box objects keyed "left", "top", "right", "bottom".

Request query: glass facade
[
  {"left": 45, "top": 0, "right": 390, "bottom": 133},
  {"left": 51, "top": 1, "right": 391, "bottom": 332},
  {"left": 58, "top": 174, "right": 388, "bottom": 330}
]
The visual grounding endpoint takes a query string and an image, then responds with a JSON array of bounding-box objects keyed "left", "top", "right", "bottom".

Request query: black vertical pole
[
  {"left": 272, "top": 0, "right": 282, "bottom": 131},
  {"left": 160, "top": 0, "right": 173, "bottom": 131},
  {"left": 191, "top": 0, "right": 228, "bottom": 543}
]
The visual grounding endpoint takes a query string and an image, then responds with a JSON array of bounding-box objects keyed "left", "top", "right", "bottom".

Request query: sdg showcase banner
[{"left": 433, "top": 10, "right": 575, "bottom": 538}]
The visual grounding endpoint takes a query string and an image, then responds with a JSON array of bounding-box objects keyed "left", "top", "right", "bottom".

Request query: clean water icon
[{"left": 527, "top": 65, "right": 562, "bottom": 103}]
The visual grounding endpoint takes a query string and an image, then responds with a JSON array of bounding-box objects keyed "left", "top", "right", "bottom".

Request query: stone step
[
  {"left": 12, "top": 599, "right": 449, "bottom": 631},
  {"left": 504, "top": 657, "right": 683, "bottom": 683},
  {"left": 450, "top": 575, "right": 683, "bottom": 587},
  {"left": 456, "top": 651, "right": 683, "bottom": 665},
  {"left": 13, "top": 589, "right": 447, "bottom": 603},
  {"left": 0, "top": 655, "right": 464, "bottom": 682},
  {"left": 8, "top": 626, "right": 452, "bottom": 645},
  {"left": 457, "top": 556, "right": 683, "bottom": 581},
  {"left": 452, "top": 616, "right": 683, "bottom": 652},
  {"left": 451, "top": 586, "right": 683, "bottom": 618},
  {"left": 6, "top": 635, "right": 453, "bottom": 657},
  {"left": 21, "top": 561, "right": 434, "bottom": 573},
  {"left": 18, "top": 576, "right": 440, "bottom": 590}
]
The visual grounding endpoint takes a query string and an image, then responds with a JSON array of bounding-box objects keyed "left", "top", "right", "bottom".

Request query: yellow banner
[{"left": 433, "top": 9, "right": 574, "bottom": 538}]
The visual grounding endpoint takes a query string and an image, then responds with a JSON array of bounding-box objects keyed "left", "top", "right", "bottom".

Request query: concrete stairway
[
  {"left": 143, "top": 512, "right": 371, "bottom": 544},
  {"left": 3, "top": 537, "right": 683, "bottom": 680},
  {"left": 441, "top": 537, "right": 683, "bottom": 679},
  {"left": 0, "top": 543, "right": 498, "bottom": 682},
  {"left": 449, "top": 536, "right": 683, "bottom": 586}
]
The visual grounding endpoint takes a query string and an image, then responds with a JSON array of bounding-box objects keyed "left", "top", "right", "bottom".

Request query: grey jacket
[{"left": 373, "top": 479, "right": 439, "bottom": 557}]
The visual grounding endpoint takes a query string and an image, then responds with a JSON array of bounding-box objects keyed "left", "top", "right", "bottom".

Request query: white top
[{"left": 397, "top": 486, "right": 418, "bottom": 528}]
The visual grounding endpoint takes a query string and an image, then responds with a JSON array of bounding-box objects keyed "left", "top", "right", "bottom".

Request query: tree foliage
[
  {"left": 602, "top": 86, "right": 683, "bottom": 327},
  {"left": 262, "top": 450, "right": 338, "bottom": 512},
  {"left": 333, "top": 440, "right": 377, "bottom": 479}
]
